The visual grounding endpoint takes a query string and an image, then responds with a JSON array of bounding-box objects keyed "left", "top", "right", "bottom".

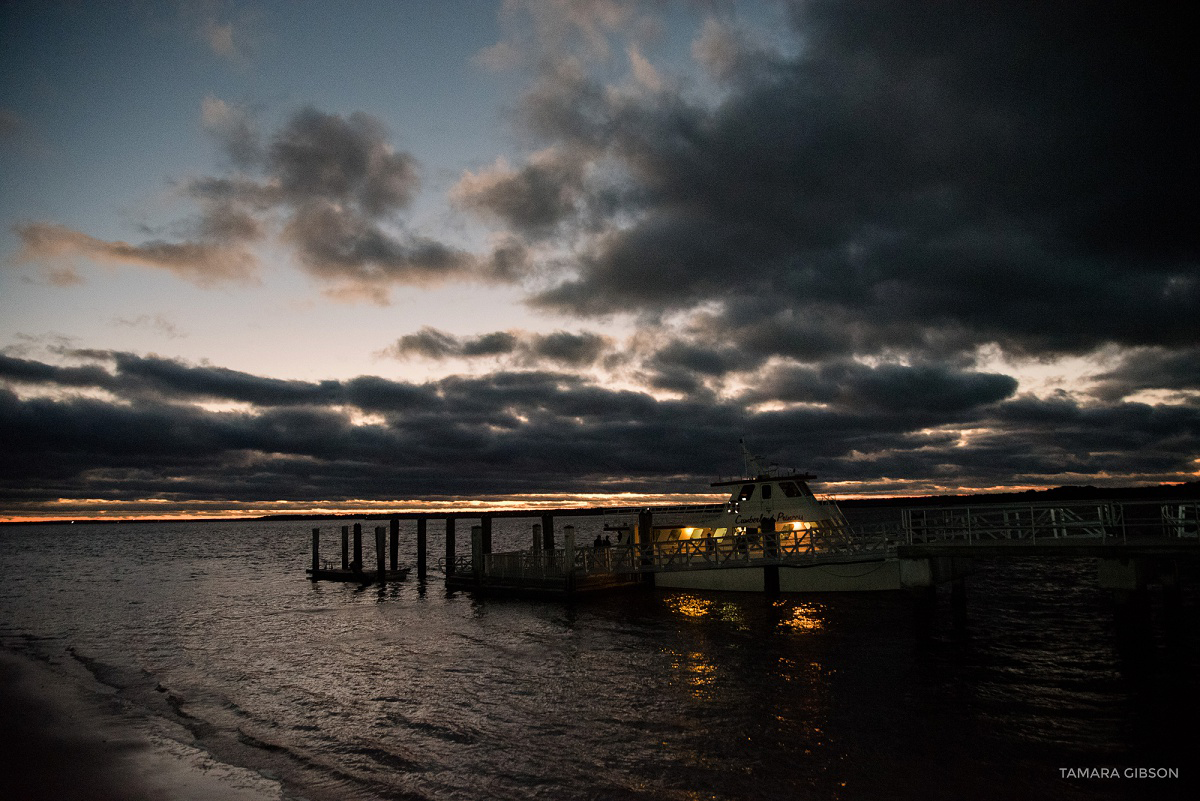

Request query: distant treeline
[{"left": 837, "top": 481, "right": 1200, "bottom": 509}]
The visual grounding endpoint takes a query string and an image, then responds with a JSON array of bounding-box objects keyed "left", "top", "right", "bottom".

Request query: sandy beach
[{"left": 0, "top": 649, "right": 283, "bottom": 801}]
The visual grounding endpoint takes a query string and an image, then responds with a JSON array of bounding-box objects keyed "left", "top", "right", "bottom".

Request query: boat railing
[{"left": 471, "top": 520, "right": 901, "bottom": 580}]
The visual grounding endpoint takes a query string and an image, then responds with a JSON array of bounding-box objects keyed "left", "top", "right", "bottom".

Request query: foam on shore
[{"left": 0, "top": 649, "right": 284, "bottom": 801}]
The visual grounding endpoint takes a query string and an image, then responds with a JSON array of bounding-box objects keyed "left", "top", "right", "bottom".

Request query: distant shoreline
[{"left": 3, "top": 481, "right": 1197, "bottom": 526}]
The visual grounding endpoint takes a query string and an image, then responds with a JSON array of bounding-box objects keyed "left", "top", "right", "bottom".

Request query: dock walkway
[{"left": 308, "top": 498, "right": 1199, "bottom": 595}]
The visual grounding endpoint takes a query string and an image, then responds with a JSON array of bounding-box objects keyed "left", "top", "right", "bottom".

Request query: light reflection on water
[{"left": 0, "top": 519, "right": 1197, "bottom": 800}]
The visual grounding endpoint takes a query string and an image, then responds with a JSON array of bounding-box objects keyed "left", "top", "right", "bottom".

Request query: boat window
[
  {"left": 738, "top": 484, "right": 755, "bottom": 501},
  {"left": 761, "top": 484, "right": 773, "bottom": 500},
  {"left": 780, "top": 481, "right": 802, "bottom": 497}
]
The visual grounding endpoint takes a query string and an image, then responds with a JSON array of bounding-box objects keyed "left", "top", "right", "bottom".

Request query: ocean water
[{"left": 1, "top": 518, "right": 1197, "bottom": 801}]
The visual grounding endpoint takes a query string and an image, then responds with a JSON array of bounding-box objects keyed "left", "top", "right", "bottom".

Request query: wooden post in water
[
  {"left": 541, "top": 513, "right": 554, "bottom": 551},
  {"left": 416, "top": 517, "right": 427, "bottom": 580},
  {"left": 471, "top": 525, "right": 483, "bottom": 584},
  {"left": 763, "top": 516, "right": 778, "bottom": 559},
  {"left": 445, "top": 518, "right": 456, "bottom": 576},
  {"left": 375, "top": 526, "right": 386, "bottom": 583},
  {"left": 311, "top": 528, "right": 320, "bottom": 576},
  {"left": 563, "top": 525, "right": 575, "bottom": 592},
  {"left": 353, "top": 523, "right": 363, "bottom": 570},
  {"left": 389, "top": 517, "right": 399, "bottom": 571},
  {"left": 341, "top": 525, "right": 349, "bottom": 570},
  {"left": 481, "top": 515, "right": 492, "bottom": 554},
  {"left": 532, "top": 523, "right": 542, "bottom": 552}
]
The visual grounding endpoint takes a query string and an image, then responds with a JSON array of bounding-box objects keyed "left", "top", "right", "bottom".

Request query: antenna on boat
[{"left": 739, "top": 439, "right": 767, "bottom": 477}]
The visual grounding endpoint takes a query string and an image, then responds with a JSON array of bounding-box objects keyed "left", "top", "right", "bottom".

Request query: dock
[{"left": 306, "top": 498, "right": 1200, "bottom": 598}]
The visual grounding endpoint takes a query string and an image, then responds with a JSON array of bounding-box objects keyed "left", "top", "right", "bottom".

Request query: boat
[{"left": 604, "top": 442, "right": 945, "bottom": 592}]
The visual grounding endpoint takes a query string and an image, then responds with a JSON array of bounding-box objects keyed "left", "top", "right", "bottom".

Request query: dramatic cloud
[
  {"left": 195, "top": 106, "right": 476, "bottom": 294},
  {"left": 452, "top": 148, "right": 589, "bottom": 239},
  {"left": 3, "top": 349, "right": 1197, "bottom": 511},
  {"left": 383, "top": 327, "right": 609, "bottom": 367},
  {"left": 468, "top": 2, "right": 1198, "bottom": 367},
  {"left": 1090, "top": 347, "right": 1200, "bottom": 403},
  {"left": 13, "top": 105, "right": 475, "bottom": 298},
  {"left": 4, "top": 2, "right": 1198, "bottom": 517}
]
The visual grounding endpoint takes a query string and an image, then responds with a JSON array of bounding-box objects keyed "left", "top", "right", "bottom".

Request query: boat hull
[{"left": 650, "top": 556, "right": 973, "bottom": 592}]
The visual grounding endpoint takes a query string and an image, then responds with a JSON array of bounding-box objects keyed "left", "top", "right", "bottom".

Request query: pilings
[
  {"left": 311, "top": 528, "right": 319, "bottom": 575},
  {"left": 375, "top": 526, "right": 386, "bottom": 583},
  {"left": 353, "top": 523, "right": 362, "bottom": 570},
  {"left": 417, "top": 517, "right": 428, "bottom": 580},
  {"left": 341, "top": 525, "right": 349, "bottom": 570},
  {"left": 471, "top": 525, "right": 483, "bottom": 583},
  {"left": 541, "top": 513, "right": 554, "bottom": 551},
  {"left": 445, "top": 518, "right": 456, "bottom": 576}
]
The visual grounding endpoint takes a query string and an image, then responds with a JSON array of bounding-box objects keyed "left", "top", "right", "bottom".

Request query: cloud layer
[
  {"left": 460, "top": 1, "right": 1198, "bottom": 366},
  {"left": 2, "top": 347, "right": 1196, "bottom": 514}
]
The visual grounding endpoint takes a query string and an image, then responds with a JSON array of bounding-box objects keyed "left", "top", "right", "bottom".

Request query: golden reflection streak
[
  {"left": 665, "top": 593, "right": 712, "bottom": 619},
  {"left": 775, "top": 599, "right": 825, "bottom": 631},
  {"left": 666, "top": 648, "right": 718, "bottom": 700}
]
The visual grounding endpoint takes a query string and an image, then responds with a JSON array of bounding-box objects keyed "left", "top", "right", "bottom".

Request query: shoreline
[{"left": 0, "top": 647, "right": 283, "bottom": 801}]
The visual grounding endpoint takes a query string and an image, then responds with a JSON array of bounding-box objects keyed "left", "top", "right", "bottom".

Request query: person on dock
[{"left": 593, "top": 534, "right": 604, "bottom": 548}]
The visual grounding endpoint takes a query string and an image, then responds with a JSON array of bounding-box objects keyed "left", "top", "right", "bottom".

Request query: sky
[{"left": 1, "top": 1, "right": 1197, "bottom": 521}]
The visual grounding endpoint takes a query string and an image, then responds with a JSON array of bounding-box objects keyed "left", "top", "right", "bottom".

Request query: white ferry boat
[{"left": 610, "top": 443, "right": 918, "bottom": 592}]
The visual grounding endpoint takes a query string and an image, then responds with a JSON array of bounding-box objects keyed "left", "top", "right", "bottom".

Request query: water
[{"left": 1, "top": 519, "right": 1197, "bottom": 800}]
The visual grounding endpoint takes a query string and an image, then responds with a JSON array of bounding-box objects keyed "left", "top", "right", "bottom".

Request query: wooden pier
[
  {"left": 305, "top": 498, "right": 1200, "bottom": 598},
  {"left": 306, "top": 522, "right": 411, "bottom": 585},
  {"left": 305, "top": 505, "right": 677, "bottom": 595}
]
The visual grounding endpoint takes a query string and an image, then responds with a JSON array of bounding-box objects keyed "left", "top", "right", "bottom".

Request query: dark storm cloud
[
  {"left": 268, "top": 108, "right": 418, "bottom": 215},
  {"left": 0, "top": 353, "right": 113, "bottom": 389},
  {"left": 747, "top": 362, "right": 1018, "bottom": 416},
  {"left": 4, "top": 349, "right": 1197, "bottom": 507},
  {"left": 649, "top": 340, "right": 758, "bottom": 377},
  {"left": 452, "top": 148, "right": 589, "bottom": 239},
  {"left": 0, "top": 350, "right": 437, "bottom": 412},
  {"left": 529, "top": 331, "right": 608, "bottom": 365},
  {"left": 382, "top": 327, "right": 609, "bottom": 367},
  {"left": 485, "top": 2, "right": 1198, "bottom": 362},
  {"left": 1090, "top": 347, "right": 1200, "bottom": 403},
  {"left": 193, "top": 106, "right": 475, "bottom": 293}
]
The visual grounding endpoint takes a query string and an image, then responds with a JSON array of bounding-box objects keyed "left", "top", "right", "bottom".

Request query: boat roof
[{"left": 710, "top": 473, "right": 816, "bottom": 488}]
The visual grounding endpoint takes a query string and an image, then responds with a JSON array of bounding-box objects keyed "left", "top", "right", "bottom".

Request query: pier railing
[
  {"left": 899, "top": 500, "right": 1200, "bottom": 545},
  {"left": 467, "top": 518, "right": 899, "bottom": 579},
  {"left": 443, "top": 499, "right": 1199, "bottom": 583}
]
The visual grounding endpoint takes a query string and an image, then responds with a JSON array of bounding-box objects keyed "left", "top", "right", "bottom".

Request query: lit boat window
[{"left": 738, "top": 484, "right": 755, "bottom": 501}]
